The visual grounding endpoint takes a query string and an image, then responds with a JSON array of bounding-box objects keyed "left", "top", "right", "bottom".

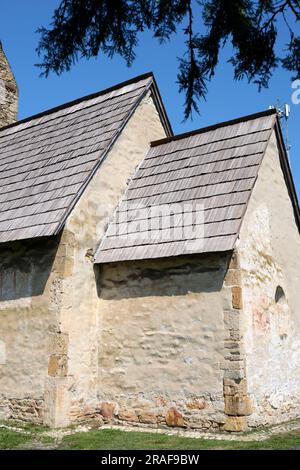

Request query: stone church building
[{"left": 0, "top": 42, "right": 300, "bottom": 432}]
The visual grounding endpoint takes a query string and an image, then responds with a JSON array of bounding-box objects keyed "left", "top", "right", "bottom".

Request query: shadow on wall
[
  {"left": 0, "top": 236, "right": 60, "bottom": 302},
  {"left": 94, "top": 252, "right": 230, "bottom": 300}
]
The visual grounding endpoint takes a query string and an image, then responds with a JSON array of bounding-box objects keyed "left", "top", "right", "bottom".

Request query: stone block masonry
[
  {"left": 0, "top": 397, "right": 44, "bottom": 424},
  {"left": 222, "top": 251, "right": 252, "bottom": 432},
  {"left": 0, "top": 42, "right": 18, "bottom": 127},
  {"left": 44, "top": 231, "right": 75, "bottom": 428}
]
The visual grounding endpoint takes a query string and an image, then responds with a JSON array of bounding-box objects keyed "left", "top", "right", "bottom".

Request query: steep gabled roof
[
  {"left": 95, "top": 109, "right": 299, "bottom": 264},
  {"left": 0, "top": 72, "right": 172, "bottom": 244}
]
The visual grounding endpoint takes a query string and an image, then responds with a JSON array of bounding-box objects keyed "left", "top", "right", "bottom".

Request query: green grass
[
  {"left": 0, "top": 419, "right": 49, "bottom": 434},
  {"left": 1, "top": 424, "right": 300, "bottom": 450},
  {"left": 0, "top": 428, "right": 32, "bottom": 450},
  {"left": 0, "top": 421, "right": 55, "bottom": 450},
  {"left": 59, "top": 428, "right": 300, "bottom": 450}
]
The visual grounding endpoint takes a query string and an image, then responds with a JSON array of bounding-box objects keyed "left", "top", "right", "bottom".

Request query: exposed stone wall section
[
  {"left": 0, "top": 397, "right": 43, "bottom": 424},
  {"left": 44, "top": 230, "right": 75, "bottom": 428},
  {"left": 0, "top": 41, "right": 18, "bottom": 127},
  {"left": 72, "top": 393, "right": 226, "bottom": 431},
  {"left": 92, "top": 394, "right": 226, "bottom": 431},
  {"left": 222, "top": 251, "right": 252, "bottom": 432}
]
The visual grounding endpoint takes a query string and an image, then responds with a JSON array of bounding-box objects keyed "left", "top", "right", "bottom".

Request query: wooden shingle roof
[
  {"left": 95, "top": 109, "right": 280, "bottom": 263},
  {"left": 0, "top": 73, "right": 171, "bottom": 244}
]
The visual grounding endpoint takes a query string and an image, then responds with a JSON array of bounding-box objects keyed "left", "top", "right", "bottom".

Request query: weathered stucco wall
[
  {"left": 0, "top": 237, "right": 63, "bottom": 423},
  {"left": 51, "top": 91, "right": 168, "bottom": 426},
  {"left": 94, "top": 253, "right": 232, "bottom": 430},
  {"left": 238, "top": 130, "right": 300, "bottom": 427}
]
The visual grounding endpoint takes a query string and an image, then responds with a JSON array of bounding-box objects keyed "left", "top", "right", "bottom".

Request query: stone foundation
[
  {"left": 69, "top": 394, "right": 227, "bottom": 432},
  {"left": 0, "top": 397, "right": 44, "bottom": 424},
  {"left": 248, "top": 395, "right": 300, "bottom": 428}
]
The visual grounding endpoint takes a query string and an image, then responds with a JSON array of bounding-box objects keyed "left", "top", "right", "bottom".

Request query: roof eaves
[{"left": 149, "top": 76, "right": 173, "bottom": 138}]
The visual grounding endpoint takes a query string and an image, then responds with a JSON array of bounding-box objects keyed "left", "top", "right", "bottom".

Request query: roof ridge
[
  {"left": 0, "top": 72, "right": 154, "bottom": 133},
  {"left": 150, "top": 108, "right": 277, "bottom": 147}
]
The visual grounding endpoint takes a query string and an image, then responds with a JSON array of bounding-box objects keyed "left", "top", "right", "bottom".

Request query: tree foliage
[{"left": 37, "top": 0, "right": 300, "bottom": 119}]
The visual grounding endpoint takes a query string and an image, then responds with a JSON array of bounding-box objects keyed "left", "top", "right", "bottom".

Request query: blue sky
[{"left": 1, "top": 0, "right": 299, "bottom": 195}]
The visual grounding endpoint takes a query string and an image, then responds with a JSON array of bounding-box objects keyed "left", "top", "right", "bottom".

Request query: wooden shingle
[
  {"left": 95, "top": 110, "right": 278, "bottom": 263},
  {"left": 0, "top": 74, "right": 159, "bottom": 243}
]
